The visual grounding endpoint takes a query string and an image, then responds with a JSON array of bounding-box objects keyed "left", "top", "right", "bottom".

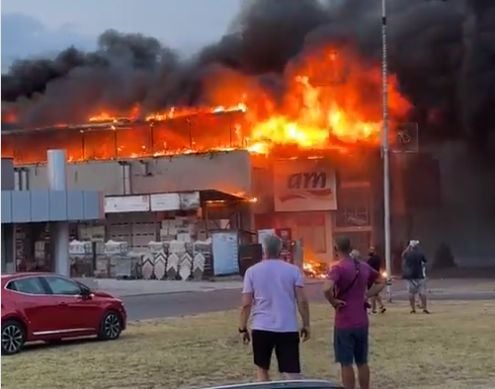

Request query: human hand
[
  {"left": 332, "top": 299, "right": 346, "bottom": 310},
  {"left": 239, "top": 329, "right": 250, "bottom": 345},
  {"left": 300, "top": 327, "right": 311, "bottom": 342}
]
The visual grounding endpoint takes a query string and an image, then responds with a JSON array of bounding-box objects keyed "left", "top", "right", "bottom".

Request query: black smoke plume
[
  {"left": 2, "top": 0, "right": 494, "bottom": 152},
  {"left": 2, "top": 0, "right": 494, "bottom": 156}
]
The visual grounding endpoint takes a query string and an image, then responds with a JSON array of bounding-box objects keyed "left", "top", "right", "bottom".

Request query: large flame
[
  {"left": 203, "top": 45, "right": 411, "bottom": 154},
  {"left": 2, "top": 45, "right": 412, "bottom": 163}
]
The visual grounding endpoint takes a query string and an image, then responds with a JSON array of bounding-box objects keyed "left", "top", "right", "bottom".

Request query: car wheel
[
  {"left": 98, "top": 311, "right": 122, "bottom": 341},
  {"left": 2, "top": 320, "right": 25, "bottom": 355}
]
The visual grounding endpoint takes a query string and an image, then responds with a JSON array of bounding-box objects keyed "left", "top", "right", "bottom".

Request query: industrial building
[{"left": 2, "top": 114, "right": 441, "bottom": 276}]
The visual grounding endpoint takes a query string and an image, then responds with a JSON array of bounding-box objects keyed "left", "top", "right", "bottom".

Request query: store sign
[
  {"left": 180, "top": 191, "right": 200, "bottom": 210},
  {"left": 150, "top": 193, "right": 180, "bottom": 211},
  {"left": 274, "top": 159, "right": 337, "bottom": 212},
  {"left": 104, "top": 195, "right": 150, "bottom": 213}
]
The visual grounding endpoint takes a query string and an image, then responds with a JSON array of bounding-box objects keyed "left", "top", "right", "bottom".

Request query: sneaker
[
  {"left": 380, "top": 307, "right": 387, "bottom": 314},
  {"left": 423, "top": 309, "right": 430, "bottom": 314},
  {"left": 410, "top": 309, "right": 416, "bottom": 314}
]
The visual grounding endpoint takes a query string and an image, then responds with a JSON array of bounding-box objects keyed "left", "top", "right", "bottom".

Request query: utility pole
[{"left": 381, "top": 0, "right": 393, "bottom": 301}]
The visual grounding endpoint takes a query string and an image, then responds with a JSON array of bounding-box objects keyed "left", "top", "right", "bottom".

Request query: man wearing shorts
[
  {"left": 323, "top": 237, "right": 384, "bottom": 389},
  {"left": 239, "top": 234, "right": 310, "bottom": 381},
  {"left": 402, "top": 240, "right": 429, "bottom": 314}
]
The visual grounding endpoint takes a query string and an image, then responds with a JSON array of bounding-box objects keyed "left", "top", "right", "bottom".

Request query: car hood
[{"left": 92, "top": 290, "right": 119, "bottom": 299}]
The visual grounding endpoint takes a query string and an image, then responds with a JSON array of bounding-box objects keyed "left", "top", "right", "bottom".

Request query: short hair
[
  {"left": 350, "top": 249, "right": 361, "bottom": 259},
  {"left": 263, "top": 234, "right": 282, "bottom": 258},
  {"left": 335, "top": 236, "right": 352, "bottom": 254}
]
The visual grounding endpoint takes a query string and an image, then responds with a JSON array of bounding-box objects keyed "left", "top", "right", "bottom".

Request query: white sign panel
[
  {"left": 104, "top": 195, "right": 150, "bottom": 213},
  {"left": 212, "top": 231, "right": 239, "bottom": 276},
  {"left": 180, "top": 191, "right": 200, "bottom": 210},
  {"left": 274, "top": 159, "right": 337, "bottom": 212},
  {"left": 150, "top": 193, "right": 180, "bottom": 211}
]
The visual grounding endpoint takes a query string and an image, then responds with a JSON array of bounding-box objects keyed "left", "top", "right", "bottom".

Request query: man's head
[
  {"left": 263, "top": 234, "right": 282, "bottom": 259},
  {"left": 409, "top": 240, "right": 420, "bottom": 250},
  {"left": 335, "top": 236, "right": 352, "bottom": 257},
  {"left": 369, "top": 246, "right": 376, "bottom": 255},
  {"left": 350, "top": 249, "right": 361, "bottom": 260}
]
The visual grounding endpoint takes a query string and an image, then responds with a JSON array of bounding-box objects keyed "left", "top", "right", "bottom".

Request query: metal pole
[
  {"left": 47, "top": 149, "right": 70, "bottom": 276},
  {"left": 381, "top": 0, "right": 393, "bottom": 301}
]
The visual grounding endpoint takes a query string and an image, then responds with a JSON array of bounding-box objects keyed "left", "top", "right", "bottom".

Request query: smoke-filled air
[{"left": 2, "top": 0, "right": 494, "bottom": 156}]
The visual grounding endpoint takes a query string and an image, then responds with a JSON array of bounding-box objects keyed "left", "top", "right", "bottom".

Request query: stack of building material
[
  {"left": 179, "top": 252, "right": 193, "bottom": 280},
  {"left": 69, "top": 240, "right": 92, "bottom": 256},
  {"left": 69, "top": 240, "right": 94, "bottom": 277},
  {"left": 167, "top": 240, "right": 185, "bottom": 279},
  {"left": 193, "top": 238, "right": 213, "bottom": 280},
  {"left": 159, "top": 219, "right": 176, "bottom": 241},
  {"left": 149, "top": 241, "right": 167, "bottom": 280},
  {"left": 105, "top": 240, "right": 131, "bottom": 278},
  {"left": 140, "top": 252, "right": 154, "bottom": 280}
]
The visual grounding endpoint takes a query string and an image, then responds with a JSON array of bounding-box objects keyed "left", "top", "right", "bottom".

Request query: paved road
[{"left": 123, "top": 282, "right": 495, "bottom": 321}]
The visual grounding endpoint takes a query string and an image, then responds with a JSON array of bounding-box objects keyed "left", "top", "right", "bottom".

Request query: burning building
[
  {"left": 1, "top": 40, "right": 411, "bottom": 276},
  {"left": 2, "top": 0, "right": 495, "bottom": 272}
]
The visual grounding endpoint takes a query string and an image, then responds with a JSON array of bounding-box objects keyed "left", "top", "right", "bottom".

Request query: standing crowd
[{"left": 239, "top": 234, "right": 430, "bottom": 389}]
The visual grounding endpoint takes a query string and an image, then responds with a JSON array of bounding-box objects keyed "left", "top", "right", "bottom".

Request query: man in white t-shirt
[{"left": 238, "top": 234, "right": 310, "bottom": 381}]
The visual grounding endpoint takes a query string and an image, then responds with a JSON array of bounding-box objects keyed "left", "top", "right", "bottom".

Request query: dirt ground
[{"left": 2, "top": 300, "right": 495, "bottom": 389}]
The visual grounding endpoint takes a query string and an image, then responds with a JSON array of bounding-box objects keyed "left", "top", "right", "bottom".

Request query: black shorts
[
  {"left": 251, "top": 330, "right": 300, "bottom": 373},
  {"left": 334, "top": 327, "right": 369, "bottom": 366}
]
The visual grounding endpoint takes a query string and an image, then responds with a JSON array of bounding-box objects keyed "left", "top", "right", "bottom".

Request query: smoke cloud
[{"left": 3, "top": 0, "right": 494, "bottom": 154}]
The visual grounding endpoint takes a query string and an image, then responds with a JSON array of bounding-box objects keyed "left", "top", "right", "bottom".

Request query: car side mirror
[{"left": 80, "top": 286, "right": 92, "bottom": 299}]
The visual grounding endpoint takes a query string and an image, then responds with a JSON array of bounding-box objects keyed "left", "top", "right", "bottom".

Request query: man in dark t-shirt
[
  {"left": 402, "top": 240, "right": 429, "bottom": 314},
  {"left": 367, "top": 247, "right": 386, "bottom": 314}
]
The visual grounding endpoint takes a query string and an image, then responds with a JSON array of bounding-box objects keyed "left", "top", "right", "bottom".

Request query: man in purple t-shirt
[{"left": 323, "top": 237, "right": 385, "bottom": 389}]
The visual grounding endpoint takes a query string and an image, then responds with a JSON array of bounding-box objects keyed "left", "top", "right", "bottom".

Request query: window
[
  {"left": 335, "top": 186, "right": 371, "bottom": 228},
  {"left": 7, "top": 277, "right": 46, "bottom": 295},
  {"left": 45, "top": 277, "right": 81, "bottom": 295}
]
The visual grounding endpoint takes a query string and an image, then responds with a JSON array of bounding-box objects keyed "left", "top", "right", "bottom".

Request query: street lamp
[{"left": 381, "top": 0, "right": 393, "bottom": 301}]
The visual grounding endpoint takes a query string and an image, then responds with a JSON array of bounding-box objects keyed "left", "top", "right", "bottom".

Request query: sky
[{"left": 1, "top": 0, "right": 242, "bottom": 72}]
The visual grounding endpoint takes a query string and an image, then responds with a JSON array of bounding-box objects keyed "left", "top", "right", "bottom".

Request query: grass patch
[{"left": 2, "top": 301, "right": 495, "bottom": 389}]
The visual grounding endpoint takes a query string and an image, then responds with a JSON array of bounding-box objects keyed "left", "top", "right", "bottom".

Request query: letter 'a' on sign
[
  {"left": 274, "top": 159, "right": 337, "bottom": 212},
  {"left": 288, "top": 173, "right": 302, "bottom": 189}
]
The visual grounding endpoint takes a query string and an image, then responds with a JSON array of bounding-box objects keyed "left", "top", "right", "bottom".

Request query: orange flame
[
  {"left": 204, "top": 46, "right": 411, "bottom": 153},
  {"left": 303, "top": 258, "right": 327, "bottom": 279},
  {"left": 3, "top": 45, "right": 413, "bottom": 164}
]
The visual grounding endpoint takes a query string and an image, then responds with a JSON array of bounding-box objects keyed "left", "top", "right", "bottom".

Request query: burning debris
[{"left": 303, "top": 259, "right": 328, "bottom": 279}]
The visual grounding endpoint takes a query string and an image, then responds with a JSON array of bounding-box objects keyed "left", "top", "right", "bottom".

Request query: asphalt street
[{"left": 123, "top": 282, "right": 495, "bottom": 321}]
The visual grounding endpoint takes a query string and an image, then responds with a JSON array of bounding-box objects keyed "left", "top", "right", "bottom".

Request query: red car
[{"left": 1, "top": 273, "right": 127, "bottom": 355}]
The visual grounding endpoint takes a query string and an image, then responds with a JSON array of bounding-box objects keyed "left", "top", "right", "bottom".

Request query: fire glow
[
  {"left": 2, "top": 46, "right": 411, "bottom": 163},
  {"left": 303, "top": 258, "right": 327, "bottom": 279}
]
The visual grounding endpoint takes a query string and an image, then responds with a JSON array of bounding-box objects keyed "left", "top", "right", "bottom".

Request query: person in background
[
  {"left": 402, "top": 240, "right": 430, "bottom": 314},
  {"left": 239, "top": 234, "right": 310, "bottom": 382},
  {"left": 349, "top": 249, "right": 361, "bottom": 261},
  {"left": 367, "top": 247, "right": 386, "bottom": 314},
  {"left": 323, "top": 237, "right": 385, "bottom": 389}
]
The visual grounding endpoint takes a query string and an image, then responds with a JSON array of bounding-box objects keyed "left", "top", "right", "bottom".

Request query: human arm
[
  {"left": 366, "top": 266, "right": 385, "bottom": 298},
  {"left": 239, "top": 272, "right": 253, "bottom": 344},
  {"left": 294, "top": 270, "right": 310, "bottom": 341},
  {"left": 322, "top": 266, "right": 346, "bottom": 309}
]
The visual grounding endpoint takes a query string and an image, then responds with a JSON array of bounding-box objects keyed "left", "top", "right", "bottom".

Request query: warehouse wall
[{"left": 24, "top": 150, "right": 252, "bottom": 197}]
